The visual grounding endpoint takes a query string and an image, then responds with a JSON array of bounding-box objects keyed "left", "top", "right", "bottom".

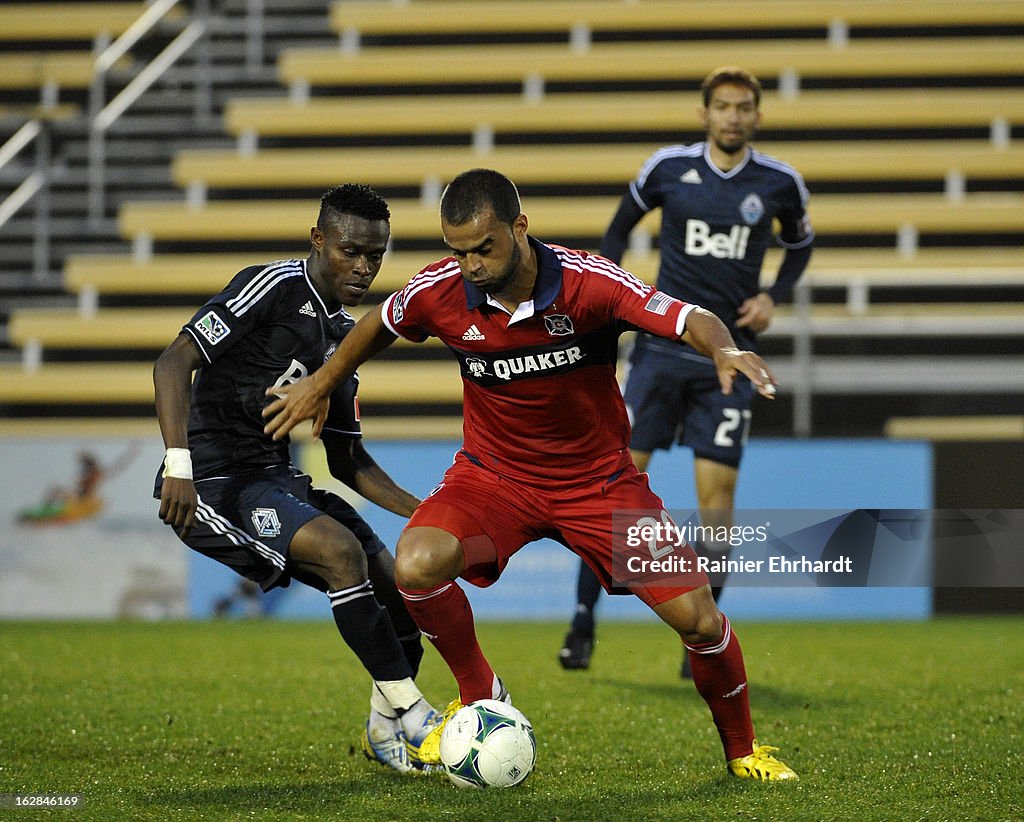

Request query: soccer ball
[{"left": 438, "top": 699, "right": 537, "bottom": 788}]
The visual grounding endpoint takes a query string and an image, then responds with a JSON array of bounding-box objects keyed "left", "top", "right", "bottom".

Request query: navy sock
[
  {"left": 328, "top": 581, "right": 412, "bottom": 682},
  {"left": 571, "top": 560, "right": 603, "bottom": 635},
  {"left": 398, "top": 630, "right": 424, "bottom": 678}
]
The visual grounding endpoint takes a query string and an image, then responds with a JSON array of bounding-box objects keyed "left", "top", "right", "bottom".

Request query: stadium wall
[{"left": 0, "top": 435, "right": 936, "bottom": 621}]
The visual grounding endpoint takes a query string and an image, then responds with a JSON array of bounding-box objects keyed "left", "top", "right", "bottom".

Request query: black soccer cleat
[{"left": 558, "top": 630, "right": 594, "bottom": 670}]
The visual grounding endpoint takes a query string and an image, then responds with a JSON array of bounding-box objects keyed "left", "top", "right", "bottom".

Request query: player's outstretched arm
[
  {"left": 263, "top": 306, "right": 399, "bottom": 440},
  {"left": 153, "top": 333, "right": 203, "bottom": 537},
  {"left": 322, "top": 434, "right": 421, "bottom": 518},
  {"left": 681, "top": 307, "right": 778, "bottom": 399}
]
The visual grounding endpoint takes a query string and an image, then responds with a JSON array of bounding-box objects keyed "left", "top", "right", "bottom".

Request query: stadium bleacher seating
[
  {"left": 61, "top": 247, "right": 1024, "bottom": 301},
  {"left": 224, "top": 88, "right": 1024, "bottom": 139},
  {"left": 172, "top": 141, "right": 1024, "bottom": 191},
  {"left": 276, "top": 38, "right": 1024, "bottom": 88},
  {"left": 328, "top": 0, "right": 1024, "bottom": 37},
  {"left": 0, "top": 3, "right": 157, "bottom": 41},
  {"left": 2, "top": 0, "right": 1022, "bottom": 436}
]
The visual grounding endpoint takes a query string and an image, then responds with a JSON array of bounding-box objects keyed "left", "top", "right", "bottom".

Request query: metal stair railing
[
  {"left": 87, "top": 0, "right": 209, "bottom": 226},
  {"left": 0, "top": 119, "right": 52, "bottom": 281}
]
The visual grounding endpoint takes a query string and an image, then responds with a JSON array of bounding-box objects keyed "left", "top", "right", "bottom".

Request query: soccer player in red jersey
[{"left": 263, "top": 169, "right": 798, "bottom": 781}]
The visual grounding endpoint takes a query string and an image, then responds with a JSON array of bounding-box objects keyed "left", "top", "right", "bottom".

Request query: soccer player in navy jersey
[
  {"left": 153, "top": 184, "right": 440, "bottom": 774},
  {"left": 263, "top": 169, "right": 798, "bottom": 781},
  {"left": 560, "top": 66, "right": 814, "bottom": 677}
]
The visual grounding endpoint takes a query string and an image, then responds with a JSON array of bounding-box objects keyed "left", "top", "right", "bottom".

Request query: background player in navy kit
[
  {"left": 560, "top": 67, "right": 814, "bottom": 674},
  {"left": 153, "top": 184, "right": 439, "bottom": 774}
]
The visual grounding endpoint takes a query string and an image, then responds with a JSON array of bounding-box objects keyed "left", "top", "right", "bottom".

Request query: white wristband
[{"left": 163, "top": 447, "right": 193, "bottom": 480}]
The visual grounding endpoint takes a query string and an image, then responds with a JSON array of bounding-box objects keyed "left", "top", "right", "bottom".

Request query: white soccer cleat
[{"left": 361, "top": 720, "right": 413, "bottom": 774}]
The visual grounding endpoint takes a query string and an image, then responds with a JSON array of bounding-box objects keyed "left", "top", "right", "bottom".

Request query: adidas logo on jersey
[
  {"left": 680, "top": 168, "right": 702, "bottom": 185},
  {"left": 299, "top": 301, "right": 317, "bottom": 317},
  {"left": 462, "top": 324, "right": 486, "bottom": 340}
]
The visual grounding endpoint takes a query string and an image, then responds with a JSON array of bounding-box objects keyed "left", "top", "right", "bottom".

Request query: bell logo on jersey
[
  {"left": 685, "top": 220, "right": 750, "bottom": 260},
  {"left": 269, "top": 359, "right": 308, "bottom": 396}
]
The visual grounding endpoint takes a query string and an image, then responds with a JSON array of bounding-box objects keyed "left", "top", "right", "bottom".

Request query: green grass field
[{"left": 1, "top": 617, "right": 1021, "bottom": 821}]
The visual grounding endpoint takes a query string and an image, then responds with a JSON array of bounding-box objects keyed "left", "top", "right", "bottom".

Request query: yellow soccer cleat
[
  {"left": 407, "top": 698, "right": 462, "bottom": 767},
  {"left": 728, "top": 740, "right": 799, "bottom": 781}
]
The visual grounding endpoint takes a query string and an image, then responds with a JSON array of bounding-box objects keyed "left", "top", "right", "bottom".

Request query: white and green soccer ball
[{"left": 438, "top": 699, "right": 537, "bottom": 788}]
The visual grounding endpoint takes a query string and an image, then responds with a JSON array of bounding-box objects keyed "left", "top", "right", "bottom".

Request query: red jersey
[{"left": 381, "top": 237, "right": 695, "bottom": 485}]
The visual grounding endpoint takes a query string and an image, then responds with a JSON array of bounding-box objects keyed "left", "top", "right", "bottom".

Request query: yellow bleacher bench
[
  {"left": 885, "top": 415, "right": 1024, "bottom": 440},
  {"left": 279, "top": 38, "right": 1024, "bottom": 88},
  {"left": 330, "top": 0, "right": 1024, "bottom": 37},
  {"left": 12, "top": 303, "right": 1023, "bottom": 353},
  {"left": 117, "top": 193, "right": 1024, "bottom": 243},
  {"left": 0, "top": 3, "right": 172, "bottom": 41},
  {"left": 7, "top": 305, "right": 438, "bottom": 350},
  {"left": 0, "top": 361, "right": 462, "bottom": 405},
  {"left": 172, "top": 141, "right": 1024, "bottom": 191},
  {"left": 0, "top": 53, "right": 109, "bottom": 90},
  {"left": 224, "top": 89, "right": 1024, "bottom": 139}
]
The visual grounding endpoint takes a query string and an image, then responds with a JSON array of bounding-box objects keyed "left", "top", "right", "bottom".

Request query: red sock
[
  {"left": 685, "top": 614, "right": 755, "bottom": 761},
  {"left": 399, "top": 581, "right": 495, "bottom": 703}
]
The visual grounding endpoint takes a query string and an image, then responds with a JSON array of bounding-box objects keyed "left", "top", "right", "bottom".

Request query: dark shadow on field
[{"left": 590, "top": 676, "right": 847, "bottom": 711}]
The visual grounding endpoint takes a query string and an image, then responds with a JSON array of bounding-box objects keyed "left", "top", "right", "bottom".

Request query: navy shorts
[
  {"left": 158, "top": 465, "right": 384, "bottom": 591},
  {"left": 623, "top": 334, "right": 755, "bottom": 469}
]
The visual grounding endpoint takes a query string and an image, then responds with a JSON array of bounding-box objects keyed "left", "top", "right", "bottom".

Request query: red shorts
[{"left": 406, "top": 452, "right": 708, "bottom": 607}]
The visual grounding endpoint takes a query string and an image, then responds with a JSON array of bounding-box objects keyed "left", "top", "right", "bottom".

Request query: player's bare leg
[{"left": 654, "top": 586, "right": 797, "bottom": 780}]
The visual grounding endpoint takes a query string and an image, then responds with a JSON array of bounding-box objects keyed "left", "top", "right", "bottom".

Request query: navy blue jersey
[
  {"left": 179, "top": 258, "right": 361, "bottom": 479},
  {"left": 629, "top": 141, "right": 813, "bottom": 348}
]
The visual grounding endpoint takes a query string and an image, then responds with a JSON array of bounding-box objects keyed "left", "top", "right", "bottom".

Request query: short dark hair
[
  {"left": 440, "top": 168, "right": 521, "bottom": 226},
  {"left": 317, "top": 183, "right": 390, "bottom": 229},
  {"left": 701, "top": 66, "right": 762, "bottom": 108}
]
